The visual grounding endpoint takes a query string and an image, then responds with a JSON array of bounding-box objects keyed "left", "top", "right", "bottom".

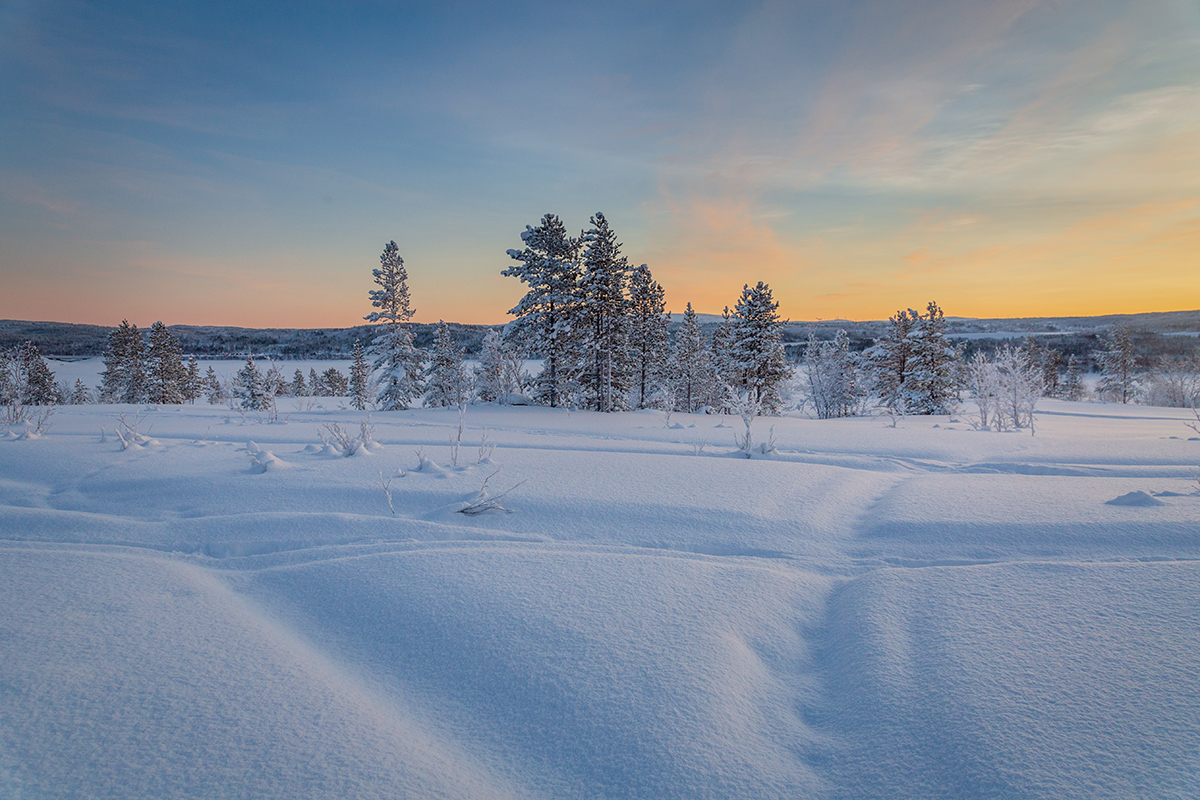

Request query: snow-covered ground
[{"left": 2, "top": 399, "right": 1198, "bottom": 798}]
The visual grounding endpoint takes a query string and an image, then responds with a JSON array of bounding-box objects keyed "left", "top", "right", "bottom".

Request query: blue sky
[{"left": 2, "top": 0, "right": 1198, "bottom": 326}]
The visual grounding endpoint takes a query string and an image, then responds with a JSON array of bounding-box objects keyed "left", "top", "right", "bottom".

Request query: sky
[{"left": 1, "top": 0, "right": 1198, "bottom": 328}]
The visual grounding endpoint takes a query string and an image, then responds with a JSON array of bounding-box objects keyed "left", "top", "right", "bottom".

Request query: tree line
[{"left": 2, "top": 214, "right": 1197, "bottom": 419}]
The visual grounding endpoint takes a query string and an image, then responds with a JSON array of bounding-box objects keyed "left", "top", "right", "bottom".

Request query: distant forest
[{"left": 3, "top": 308, "right": 1199, "bottom": 366}]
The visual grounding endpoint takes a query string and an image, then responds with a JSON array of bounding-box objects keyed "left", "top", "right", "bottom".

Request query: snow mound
[
  {"left": 251, "top": 450, "right": 290, "bottom": 473},
  {"left": 1106, "top": 491, "right": 1166, "bottom": 507}
]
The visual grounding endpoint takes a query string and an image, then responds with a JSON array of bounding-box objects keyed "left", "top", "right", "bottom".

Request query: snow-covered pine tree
[
  {"left": 475, "top": 329, "right": 506, "bottom": 403},
  {"left": 729, "top": 282, "right": 789, "bottom": 413},
  {"left": 869, "top": 308, "right": 917, "bottom": 414},
  {"left": 1096, "top": 324, "right": 1139, "bottom": 403},
  {"left": 627, "top": 264, "right": 670, "bottom": 409},
  {"left": 349, "top": 340, "right": 371, "bottom": 411},
  {"left": 577, "top": 212, "right": 632, "bottom": 412},
  {"left": 309, "top": 368, "right": 323, "bottom": 396},
  {"left": 100, "top": 320, "right": 147, "bottom": 403},
  {"left": 292, "top": 369, "right": 308, "bottom": 397},
  {"left": 904, "top": 301, "right": 960, "bottom": 415},
  {"left": 204, "top": 366, "right": 224, "bottom": 404},
  {"left": 670, "top": 302, "right": 712, "bottom": 413},
  {"left": 1061, "top": 354, "right": 1084, "bottom": 401},
  {"left": 0, "top": 349, "right": 14, "bottom": 407},
  {"left": 424, "top": 321, "right": 467, "bottom": 408},
  {"left": 236, "top": 355, "right": 267, "bottom": 411},
  {"left": 70, "top": 379, "right": 91, "bottom": 405},
  {"left": 146, "top": 321, "right": 186, "bottom": 404},
  {"left": 183, "top": 356, "right": 201, "bottom": 403},
  {"left": 502, "top": 214, "right": 581, "bottom": 408},
  {"left": 322, "top": 368, "right": 348, "bottom": 396},
  {"left": 365, "top": 241, "right": 424, "bottom": 410},
  {"left": 18, "top": 341, "right": 59, "bottom": 405},
  {"left": 709, "top": 307, "right": 735, "bottom": 409},
  {"left": 805, "top": 330, "right": 864, "bottom": 419}
]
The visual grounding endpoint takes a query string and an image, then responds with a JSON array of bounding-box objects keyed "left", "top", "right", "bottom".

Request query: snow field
[{"left": 2, "top": 397, "right": 1199, "bottom": 798}]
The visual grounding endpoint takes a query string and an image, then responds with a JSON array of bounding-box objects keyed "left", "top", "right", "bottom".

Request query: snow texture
[{"left": 2, "top": 397, "right": 1199, "bottom": 798}]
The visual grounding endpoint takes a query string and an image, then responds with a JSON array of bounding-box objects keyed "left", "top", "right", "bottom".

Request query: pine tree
[
  {"left": 1096, "top": 324, "right": 1139, "bottom": 403},
  {"left": 70, "top": 379, "right": 91, "bottom": 405},
  {"left": 904, "top": 301, "right": 960, "bottom": 415},
  {"left": 670, "top": 302, "right": 711, "bottom": 413},
  {"left": 709, "top": 307, "right": 735, "bottom": 409},
  {"left": 349, "top": 340, "right": 371, "bottom": 411},
  {"left": 146, "top": 321, "right": 186, "bottom": 404},
  {"left": 322, "top": 368, "right": 348, "bottom": 396},
  {"left": 475, "top": 329, "right": 507, "bottom": 403},
  {"left": 18, "top": 341, "right": 59, "bottom": 405},
  {"left": 869, "top": 309, "right": 917, "bottom": 414},
  {"left": 627, "top": 264, "right": 670, "bottom": 409},
  {"left": 100, "top": 320, "right": 147, "bottom": 404},
  {"left": 1061, "top": 354, "right": 1084, "bottom": 401},
  {"left": 183, "top": 356, "right": 201, "bottom": 403},
  {"left": 236, "top": 355, "right": 267, "bottom": 411},
  {"left": 366, "top": 240, "right": 424, "bottom": 410},
  {"left": 292, "top": 369, "right": 307, "bottom": 397},
  {"left": 309, "top": 368, "right": 323, "bottom": 396},
  {"left": 204, "top": 366, "right": 224, "bottom": 404},
  {"left": 424, "top": 321, "right": 467, "bottom": 408},
  {"left": 577, "top": 212, "right": 631, "bottom": 412},
  {"left": 502, "top": 214, "right": 581, "bottom": 408},
  {"left": 729, "top": 282, "right": 789, "bottom": 413}
]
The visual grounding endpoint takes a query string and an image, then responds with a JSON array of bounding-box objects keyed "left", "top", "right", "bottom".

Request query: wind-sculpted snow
[{"left": 2, "top": 399, "right": 1199, "bottom": 798}]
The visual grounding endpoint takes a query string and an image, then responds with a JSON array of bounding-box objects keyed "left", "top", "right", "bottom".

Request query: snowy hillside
[{"left": 2, "top": 400, "right": 1199, "bottom": 798}]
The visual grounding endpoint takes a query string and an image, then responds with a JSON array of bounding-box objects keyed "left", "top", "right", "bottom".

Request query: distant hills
[{"left": 2, "top": 309, "right": 1198, "bottom": 360}]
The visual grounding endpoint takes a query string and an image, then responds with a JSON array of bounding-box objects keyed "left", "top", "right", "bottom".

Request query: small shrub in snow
[
  {"left": 320, "top": 418, "right": 376, "bottom": 457},
  {"left": 459, "top": 470, "right": 526, "bottom": 515}
]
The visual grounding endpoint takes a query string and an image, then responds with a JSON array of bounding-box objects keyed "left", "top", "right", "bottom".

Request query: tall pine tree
[
  {"left": 366, "top": 241, "right": 424, "bottom": 410},
  {"left": 670, "top": 302, "right": 711, "bottom": 413},
  {"left": 577, "top": 213, "right": 631, "bottom": 412},
  {"left": 101, "top": 320, "right": 146, "bottom": 404},
  {"left": 627, "top": 264, "right": 670, "bottom": 409},
  {"left": 146, "top": 321, "right": 186, "bottom": 404},
  {"left": 729, "top": 282, "right": 789, "bottom": 413},
  {"left": 502, "top": 214, "right": 581, "bottom": 408}
]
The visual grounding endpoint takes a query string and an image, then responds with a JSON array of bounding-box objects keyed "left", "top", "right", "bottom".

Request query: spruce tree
[
  {"left": 71, "top": 379, "right": 91, "bottom": 405},
  {"left": 502, "top": 214, "right": 581, "bottom": 407},
  {"left": 309, "top": 368, "right": 323, "bottom": 396},
  {"left": 424, "top": 321, "right": 466, "bottom": 408},
  {"left": 1096, "top": 324, "right": 1139, "bottom": 403},
  {"left": 349, "top": 340, "right": 371, "bottom": 411},
  {"left": 729, "top": 282, "right": 789, "bottom": 413},
  {"left": 146, "top": 321, "right": 186, "bottom": 404},
  {"left": 366, "top": 240, "right": 424, "bottom": 410},
  {"left": 292, "top": 369, "right": 307, "bottom": 397},
  {"left": 577, "top": 212, "right": 631, "bottom": 412},
  {"left": 627, "top": 264, "right": 670, "bottom": 409},
  {"left": 670, "top": 302, "right": 711, "bottom": 413}
]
